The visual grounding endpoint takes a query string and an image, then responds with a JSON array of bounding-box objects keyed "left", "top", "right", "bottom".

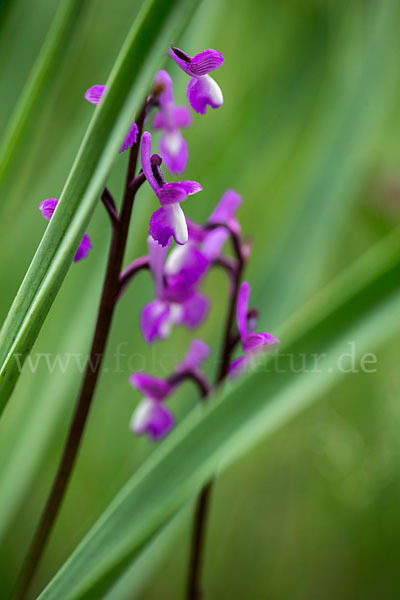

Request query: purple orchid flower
[
  {"left": 229, "top": 282, "right": 280, "bottom": 376},
  {"left": 164, "top": 190, "right": 242, "bottom": 293},
  {"left": 130, "top": 339, "right": 209, "bottom": 440},
  {"left": 152, "top": 70, "right": 192, "bottom": 174},
  {"left": 141, "top": 237, "right": 209, "bottom": 344},
  {"left": 141, "top": 131, "right": 202, "bottom": 247},
  {"left": 129, "top": 374, "right": 174, "bottom": 440},
  {"left": 169, "top": 47, "right": 224, "bottom": 114},
  {"left": 39, "top": 199, "right": 92, "bottom": 262},
  {"left": 84, "top": 84, "right": 139, "bottom": 153}
]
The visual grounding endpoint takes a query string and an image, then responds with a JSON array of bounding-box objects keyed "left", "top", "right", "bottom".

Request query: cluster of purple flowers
[{"left": 38, "top": 47, "right": 280, "bottom": 441}]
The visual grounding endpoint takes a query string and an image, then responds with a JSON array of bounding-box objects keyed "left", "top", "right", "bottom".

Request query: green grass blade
[
  {"left": 38, "top": 229, "right": 400, "bottom": 599},
  {"left": 0, "top": 0, "right": 88, "bottom": 185},
  {"left": 0, "top": 0, "right": 199, "bottom": 413}
]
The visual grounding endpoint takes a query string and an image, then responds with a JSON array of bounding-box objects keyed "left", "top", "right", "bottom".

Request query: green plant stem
[
  {"left": 186, "top": 233, "right": 245, "bottom": 600},
  {"left": 12, "top": 102, "right": 149, "bottom": 600}
]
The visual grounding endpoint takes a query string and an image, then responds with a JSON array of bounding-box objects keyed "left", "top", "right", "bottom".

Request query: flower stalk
[
  {"left": 186, "top": 231, "right": 245, "bottom": 600},
  {"left": 12, "top": 97, "right": 151, "bottom": 600}
]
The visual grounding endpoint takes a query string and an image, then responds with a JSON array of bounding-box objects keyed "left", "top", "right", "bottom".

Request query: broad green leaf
[
  {"left": 38, "top": 229, "right": 400, "bottom": 599},
  {"left": 0, "top": 0, "right": 200, "bottom": 413},
  {"left": 0, "top": 0, "right": 88, "bottom": 184}
]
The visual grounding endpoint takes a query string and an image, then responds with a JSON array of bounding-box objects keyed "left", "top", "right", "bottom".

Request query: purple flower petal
[
  {"left": 180, "top": 292, "right": 209, "bottom": 329},
  {"left": 84, "top": 85, "right": 106, "bottom": 105},
  {"left": 154, "top": 69, "right": 173, "bottom": 105},
  {"left": 209, "top": 190, "right": 242, "bottom": 224},
  {"left": 177, "top": 339, "right": 210, "bottom": 372},
  {"left": 39, "top": 198, "right": 58, "bottom": 220},
  {"left": 141, "top": 131, "right": 160, "bottom": 193},
  {"left": 149, "top": 204, "right": 188, "bottom": 247},
  {"left": 153, "top": 107, "right": 191, "bottom": 132},
  {"left": 119, "top": 122, "right": 139, "bottom": 153},
  {"left": 200, "top": 190, "right": 242, "bottom": 259},
  {"left": 201, "top": 228, "right": 229, "bottom": 262},
  {"left": 140, "top": 300, "right": 171, "bottom": 343},
  {"left": 165, "top": 244, "right": 209, "bottom": 291},
  {"left": 172, "top": 106, "right": 192, "bottom": 128},
  {"left": 177, "top": 180, "right": 203, "bottom": 195},
  {"left": 187, "top": 75, "right": 223, "bottom": 114},
  {"left": 130, "top": 398, "right": 174, "bottom": 440},
  {"left": 157, "top": 182, "right": 189, "bottom": 205},
  {"left": 168, "top": 47, "right": 195, "bottom": 76},
  {"left": 190, "top": 49, "right": 224, "bottom": 76},
  {"left": 237, "top": 281, "right": 250, "bottom": 341},
  {"left": 129, "top": 372, "right": 172, "bottom": 400},
  {"left": 74, "top": 232, "right": 92, "bottom": 263},
  {"left": 157, "top": 180, "right": 202, "bottom": 205},
  {"left": 242, "top": 332, "right": 280, "bottom": 353},
  {"left": 152, "top": 112, "right": 166, "bottom": 130},
  {"left": 148, "top": 236, "right": 169, "bottom": 297},
  {"left": 169, "top": 47, "right": 224, "bottom": 77},
  {"left": 160, "top": 132, "right": 188, "bottom": 174},
  {"left": 187, "top": 219, "right": 206, "bottom": 244},
  {"left": 228, "top": 355, "right": 248, "bottom": 377}
]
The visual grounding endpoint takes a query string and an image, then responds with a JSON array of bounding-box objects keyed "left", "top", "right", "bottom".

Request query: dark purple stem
[
  {"left": 117, "top": 255, "right": 150, "bottom": 301},
  {"left": 101, "top": 187, "right": 120, "bottom": 226},
  {"left": 168, "top": 369, "right": 211, "bottom": 399},
  {"left": 186, "top": 234, "right": 245, "bottom": 600},
  {"left": 13, "top": 98, "right": 151, "bottom": 600}
]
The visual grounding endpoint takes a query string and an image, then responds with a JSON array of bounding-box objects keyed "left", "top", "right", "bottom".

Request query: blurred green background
[{"left": 1, "top": 0, "right": 400, "bottom": 598}]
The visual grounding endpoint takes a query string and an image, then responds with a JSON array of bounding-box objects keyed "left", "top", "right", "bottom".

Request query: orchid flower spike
[
  {"left": 229, "top": 282, "right": 280, "bottom": 376},
  {"left": 130, "top": 338, "right": 210, "bottom": 440},
  {"left": 153, "top": 70, "right": 192, "bottom": 174},
  {"left": 84, "top": 85, "right": 139, "bottom": 153},
  {"left": 169, "top": 47, "right": 224, "bottom": 114},
  {"left": 39, "top": 199, "right": 92, "bottom": 262},
  {"left": 141, "top": 237, "right": 209, "bottom": 344},
  {"left": 141, "top": 131, "right": 202, "bottom": 247}
]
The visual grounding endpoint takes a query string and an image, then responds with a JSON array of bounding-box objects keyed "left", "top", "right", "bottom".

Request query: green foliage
[{"left": 1, "top": 0, "right": 400, "bottom": 599}]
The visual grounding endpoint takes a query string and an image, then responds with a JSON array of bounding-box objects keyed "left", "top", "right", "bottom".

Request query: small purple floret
[
  {"left": 229, "top": 282, "right": 280, "bottom": 376},
  {"left": 153, "top": 70, "right": 192, "bottom": 173},
  {"left": 84, "top": 85, "right": 106, "bottom": 105},
  {"left": 39, "top": 199, "right": 92, "bottom": 263},
  {"left": 130, "top": 397, "right": 174, "bottom": 440},
  {"left": 119, "top": 122, "right": 139, "bottom": 153},
  {"left": 169, "top": 47, "right": 224, "bottom": 114},
  {"left": 130, "top": 339, "right": 210, "bottom": 440},
  {"left": 141, "top": 131, "right": 202, "bottom": 246}
]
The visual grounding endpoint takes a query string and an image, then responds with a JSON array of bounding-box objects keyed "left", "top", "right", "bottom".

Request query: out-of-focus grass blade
[
  {"left": 0, "top": 0, "right": 199, "bottom": 414},
  {"left": 0, "top": 0, "right": 87, "bottom": 185},
  {"left": 103, "top": 513, "right": 186, "bottom": 600},
  {"left": 0, "top": 0, "right": 12, "bottom": 28},
  {"left": 38, "top": 229, "right": 400, "bottom": 600},
  {"left": 0, "top": 264, "right": 102, "bottom": 542},
  {"left": 256, "top": 0, "right": 399, "bottom": 327}
]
